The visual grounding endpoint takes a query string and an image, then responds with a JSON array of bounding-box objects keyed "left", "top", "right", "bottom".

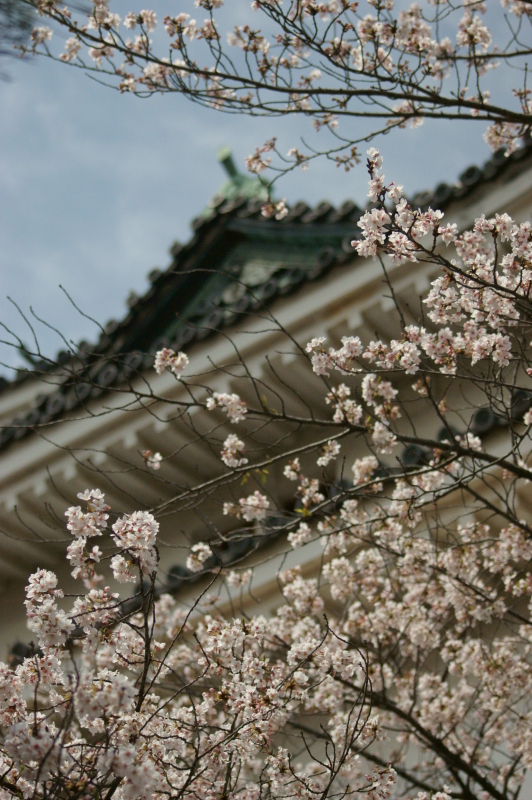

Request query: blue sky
[{"left": 0, "top": 44, "right": 494, "bottom": 375}]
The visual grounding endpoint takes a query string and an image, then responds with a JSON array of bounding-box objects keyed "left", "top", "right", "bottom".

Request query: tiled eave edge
[{"left": 1, "top": 140, "right": 532, "bottom": 452}]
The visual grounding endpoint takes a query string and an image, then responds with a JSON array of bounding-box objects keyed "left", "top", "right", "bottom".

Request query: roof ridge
[{"left": 1, "top": 138, "right": 530, "bottom": 442}]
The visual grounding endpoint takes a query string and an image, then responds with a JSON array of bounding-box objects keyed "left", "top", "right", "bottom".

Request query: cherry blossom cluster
[
  {"left": 245, "top": 139, "right": 275, "bottom": 174},
  {"left": 223, "top": 489, "right": 270, "bottom": 521},
  {"left": 154, "top": 347, "right": 189, "bottom": 378},
  {"left": 2, "top": 486, "right": 406, "bottom": 800},
  {"left": 206, "top": 391, "right": 247, "bottom": 422},
  {"left": 5, "top": 311, "right": 532, "bottom": 800},
  {"left": 24, "top": 569, "right": 75, "bottom": 654},
  {"left": 317, "top": 439, "right": 341, "bottom": 467},
  {"left": 225, "top": 568, "right": 252, "bottom": 587},
  {"left": 325, "top": 383, "right": 364, "bottom": 425},
  {"left": 5, "top": 106, "right": 532, "bottom": 800},
  {"left": 110, "top": 509, "right": 159, "bottom": 582},
  {"left": 142, "top": 449, "right": 162, "bottom": 469},
  {"left": 287, "top": 521, "right": 313, "bottom": 548},
  {"left": 65, "top": 489, "right": 109, "bottom": 588},
  {"left": 303, "top": 152, "right": 525, "bottom": 387},
  {"left": 127, "top": 154, "right": 532, "bottom": 798},
  {"left": 183, "top": 153, "right": 530, "bottom": 795},
  {"left": 283, "top": 460, "right": 326, "bottom": 509},
  {"left": 220, "top": 433, "right": 248, "bottom": 468},
  {"left": 65, "top": 488, "right": 109, "bottom": 536},
  {"left": 261, "top": 198, "right": 289, "bottom": 220},
  {"left": 186, "top": 541, "right": 213, "bottom": 572},
  {"left": 25, "top": 0, "right": 532, "bottom": 165}
]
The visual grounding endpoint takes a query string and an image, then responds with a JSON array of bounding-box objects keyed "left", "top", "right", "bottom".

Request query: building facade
[{"left": 1, "top": 144, "right": 532, "bottom": 656}]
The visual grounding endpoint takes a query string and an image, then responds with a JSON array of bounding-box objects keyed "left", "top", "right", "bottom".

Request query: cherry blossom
[
  {"left": 142, "top": 449, "right": 162, "bottom": 469},
  {"left": 3, "top": 76, "right": 532, "bottom": 800},
  {"left": 283, "top": 458, "right": 301, "bottom": 480},
  {"left": 287, "top": 521, "right": 312, "bottom": 548},
  {"left": 23, "top": 0, "right": 532, "bottom": 165},
  {"left": 225, "top": 568, "right": 252, "bottom": 587},
  {"left": 224, "top": 490, "right": 270, "bottom": 521},
  {"left": 59, "top": 36, "right": 81, "bottom": 61},
  {"left": 154, "top": 347, "right": 189, "bottom": 378},
  {"left": 206, "top": 391, "right": 247, "bottom": 422},
  {"left": 65, "top": 489, "right": 109, "bottom": 537},
  {"left": 186, "top": 541, "right": 213, "bottom": 572},
  {"left": 30, "top": 26, "right": 52, "bottom": 44},
  {"left": 111, "top": 509, "right": 159, "bottom": 576},
  {"left": 220, "top": 434, "right": 248, "bottom": 468},
  {"left": 317, "top": 439, "right": 341, "bottom": 467}
]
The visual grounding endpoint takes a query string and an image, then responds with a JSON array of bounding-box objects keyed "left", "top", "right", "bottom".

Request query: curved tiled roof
[{"left": 1, "top": 140, "right": 531, "bottom": 453}]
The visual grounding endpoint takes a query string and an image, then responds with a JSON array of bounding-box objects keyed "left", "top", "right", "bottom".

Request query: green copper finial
[
  {"left": 198, "top": 146, "right": 270, "bottom": 217},
  {"left": 217, "top": 146, "right": 239, "bottom": 180}
]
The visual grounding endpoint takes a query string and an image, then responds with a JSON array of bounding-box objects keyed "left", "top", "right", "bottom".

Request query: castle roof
[{"left": 1, "top": 140, "right": 531, "bottom": 453}]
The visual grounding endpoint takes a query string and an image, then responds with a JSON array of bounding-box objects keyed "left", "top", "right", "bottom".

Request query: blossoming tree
[
  {"left": 4, "top": 0, "right": 532, "bottom": 796},
  {"left": 21, "top": 0, "right": 532, "bottom": 177},
  {"left": 2, "top": 147, "right": 532, "bottom": 800}
]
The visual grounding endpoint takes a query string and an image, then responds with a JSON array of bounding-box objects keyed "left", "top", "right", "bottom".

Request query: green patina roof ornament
[{"left": 203, "top": 146, "right": 270, "bottom": 214}]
